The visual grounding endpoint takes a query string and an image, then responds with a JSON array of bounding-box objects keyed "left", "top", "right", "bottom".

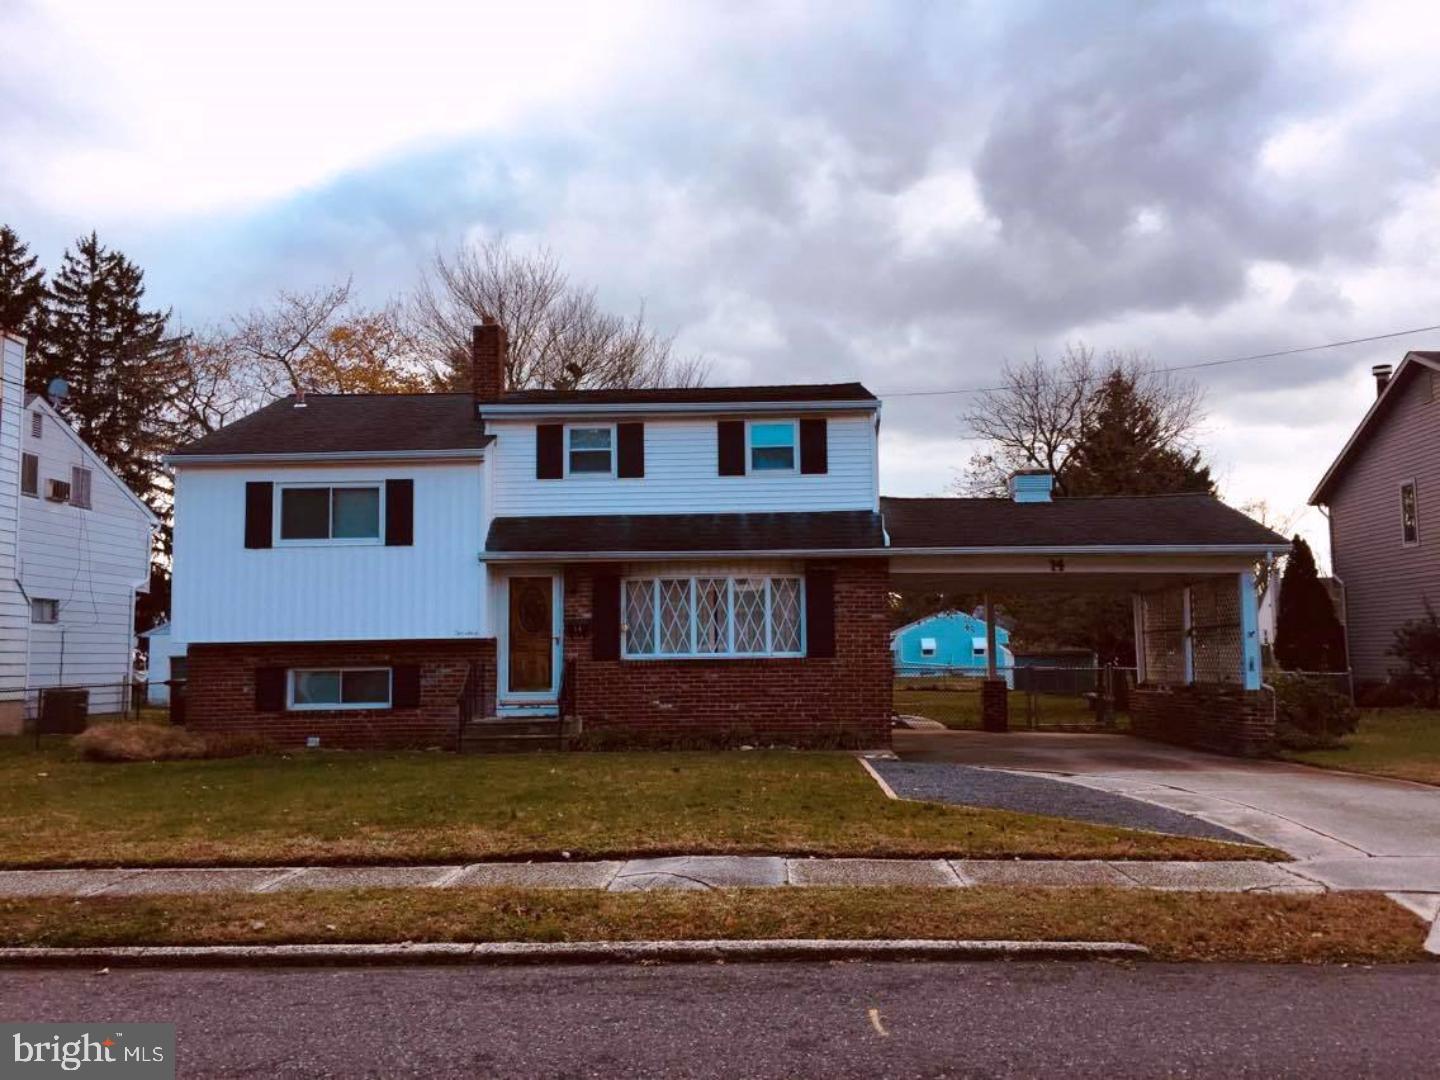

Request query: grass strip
[
  {"left": 0, "top": 887, "right": 1425, "bottom": 964},
  {"left": 0, "top": 744, "right": 1275, "bottom": 866}
]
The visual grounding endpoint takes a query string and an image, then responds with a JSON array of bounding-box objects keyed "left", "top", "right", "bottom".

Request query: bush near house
[
  {"left": 1389, "top": 602, "right": 1440, "bottom": 708},
  {"left": 72, "top": 723, "right": 275, "bottom": 763},
  {"left": 1269, "top": 673, "right": 1358, "bottom": 751}
]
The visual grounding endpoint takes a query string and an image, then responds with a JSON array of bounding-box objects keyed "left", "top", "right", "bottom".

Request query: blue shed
[{"left": 891, "top": 610, "right": 1013, "bottom": 681}]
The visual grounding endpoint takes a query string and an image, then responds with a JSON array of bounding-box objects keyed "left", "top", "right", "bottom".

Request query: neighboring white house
[
  {"left": 0, "top": 333, "right": 158, "bottom": 732},
  {"left": 139, "top": 621, "right": 186, "bottom": 704}
]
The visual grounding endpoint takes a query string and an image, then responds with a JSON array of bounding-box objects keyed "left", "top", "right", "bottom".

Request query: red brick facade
[
  {"left": 1130, "top": 684, "right": 1275, "bottom": 757},
  {"left": 185, "top": 639, "right": 496, "bottom": 750},
  {"left": 562, "top": 559, "right": 892, "bottom": 748}
]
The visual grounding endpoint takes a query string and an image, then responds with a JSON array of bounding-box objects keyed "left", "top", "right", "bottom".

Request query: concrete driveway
[{"left": 893, "top": 730, "right": 1440, "bottom": 904}]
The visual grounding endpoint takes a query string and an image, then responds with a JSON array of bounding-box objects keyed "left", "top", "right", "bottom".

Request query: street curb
[{"left": 0, "top": 939, "right": 1149, "bottom": 968}]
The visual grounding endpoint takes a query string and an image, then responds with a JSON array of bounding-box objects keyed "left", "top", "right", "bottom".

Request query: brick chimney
[
  {"left": 1372, "top": 363, "right": 1393, "bottom": 398},
  {"left": 472, "top": 317, "right": 507, "bottom": 402}
]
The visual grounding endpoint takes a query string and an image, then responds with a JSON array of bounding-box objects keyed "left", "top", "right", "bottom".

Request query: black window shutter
[
  {"left": 244, "top": 482, "right": 273, "bottom": 549},
  {"left": 255, "top": 666, "right": 286, "bottom": 711},
  {"left": 617, "top": 422, "right": 645, "bottom": 478},
  {"left": 385, "top": 479, "right": 414, "bottom": 546},
  {"left": 392, "top": 664, "right": 421, "bottom": 708},
  {"left": 536, "top": 424, "right": 564, "bottom": 479},
  {"left": 800, "top": 418, "right": 828, "bottom": 474},
  {"left": 805, "top": 567, "right": 836, "bottom": 658},
  {"left": 717, "top": 420, "right": 745, "bottom": 476},
  {"left": 593, "top": 572, "right": 621, "bottom": 660}
]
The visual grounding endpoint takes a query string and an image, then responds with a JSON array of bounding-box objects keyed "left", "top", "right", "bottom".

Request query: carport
[{"left": 880, "top": 481, "right": 1290, "bottom": 756}]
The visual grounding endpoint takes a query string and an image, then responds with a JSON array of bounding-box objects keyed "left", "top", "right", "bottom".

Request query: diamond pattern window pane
[
  {"left": 733, "top": 578, "right": 767, "bottom": 653},
  {"left": 696, "top": 578, "right": 729, "bottom": 654},
  {"left": 659, "top": 579, "right": 692, "bottom": 654},
  {"left": 625, "top": 580, "right": 655, "bottom": 655},
  {"left": 770, "top": 578, "right": 802, "bottom": 653}
]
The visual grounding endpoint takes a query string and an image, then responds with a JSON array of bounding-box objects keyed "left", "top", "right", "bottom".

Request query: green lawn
[
  {"left": 0, "top": 886, "right": 1423, "bottom": 963},
  {"left": 1287, "top": 708, "right": 1440, "bottom": 786},
  {"left": 0, "top": 738, "right": 1269, "bottom": 866},
  {"left": 894, "top": 680, "right": 1126, "bottom": 730}
]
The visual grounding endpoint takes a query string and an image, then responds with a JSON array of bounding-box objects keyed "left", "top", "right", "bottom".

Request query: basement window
[{"left": 288, "top": 668, "right": 392, "bottom": 710}]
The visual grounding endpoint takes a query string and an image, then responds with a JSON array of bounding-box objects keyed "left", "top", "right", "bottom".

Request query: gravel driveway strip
[{"left": 870, "top": 761, "right": 1257, "bottom": 843}]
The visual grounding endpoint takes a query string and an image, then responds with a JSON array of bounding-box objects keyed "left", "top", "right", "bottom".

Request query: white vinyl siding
[
  {"left": 172, "top": 462, "right": 486, "bottom": 644},
  {"left": 18, "top": 398, "right": 155, "bottom": 715},
  {"left": 0, "top": 339, "right": 29, "bottom": 717},
  {"left": 490, "top": 412, "right": 877, "bottom": 516}
]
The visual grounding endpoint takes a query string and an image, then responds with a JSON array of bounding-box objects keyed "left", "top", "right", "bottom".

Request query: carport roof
[{"left": 880, "top": 494, "right": 1288, "bottom": 551}]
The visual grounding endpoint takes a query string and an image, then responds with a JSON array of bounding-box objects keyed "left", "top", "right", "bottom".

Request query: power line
[{"left": 877, "top": 323, "right": 1440, "bottom": 399}]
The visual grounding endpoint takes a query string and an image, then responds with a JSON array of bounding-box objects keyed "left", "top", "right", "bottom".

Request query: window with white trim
[
  {"left": 748, "top": 421, "right": 796, "bottom": 472},
  {"left": 70, "top": 466, "right": 92, "bottom": 510},
  {"left": 919, "top": 637, "right": 937, "bottom": 657},
  {"left": 288, "top": 667, "right": 391, "bottom": 709},
  {"left": 567, "top": 426, "right": 614, "bottom": 475},
  {"left": 278, "top": 484, "right": 381, "bottom": 542},
  {"left": 20, "top": 454, "right": 37, "bottom": 497},
  {"left": 623, "top": 574, "right": 804, "bottom": 658},
  {"left": 1401, "top": 481, "right": 1420, "bottom": 546},
  {"left": 30, "top": 598, "right": 58, "bottom": 624}
]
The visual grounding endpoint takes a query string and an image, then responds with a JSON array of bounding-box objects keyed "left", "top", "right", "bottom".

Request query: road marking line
[{"left": 867, "top": 1008, "right": 888, "bottom": 1037}]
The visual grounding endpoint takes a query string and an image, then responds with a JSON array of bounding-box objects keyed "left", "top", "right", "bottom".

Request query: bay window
[{"left": 623, "top": 574, "right": 804, "bottom": 658}]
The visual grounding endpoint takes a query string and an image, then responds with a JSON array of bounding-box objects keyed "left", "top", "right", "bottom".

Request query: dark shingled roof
[
  {"left": 880, "top": 494, "right": 1287, "bottom": 549},
  {"left": 489, "top": 382, "right": 877, "bottom": 406},
  {"left": 169, "top": 394, "right": 491, "bottom": 457},
  {"left": 486, "top": 511, "right": 886, "bottom": 554}
]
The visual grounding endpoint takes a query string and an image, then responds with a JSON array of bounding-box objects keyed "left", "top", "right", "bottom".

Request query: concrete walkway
[
  {"left": 890, "top": 729, "right": 1440, "bottom": 935},
  {"left": 0, "top": 857, "right": 1329, "bottom": 898}
]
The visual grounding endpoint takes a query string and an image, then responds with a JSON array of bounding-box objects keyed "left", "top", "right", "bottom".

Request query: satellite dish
[{"left": 46, "top": 377, "right": 69, "bottom": 402}]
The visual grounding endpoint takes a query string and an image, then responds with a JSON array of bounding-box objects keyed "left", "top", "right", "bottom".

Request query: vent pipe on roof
[
  {"left": 1372, "top": 364, "right": 1393, "bottom": 397},
  {"left": 1008, "top": 470, "right": 1054, "bottom": 503},
  {"left": 294, "top": 387, "right": 307, "bottom": 408}
]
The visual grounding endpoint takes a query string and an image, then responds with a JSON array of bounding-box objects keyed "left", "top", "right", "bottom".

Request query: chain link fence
[{"left": 894, "top": 664, "right": 1136, "bottom": 731}]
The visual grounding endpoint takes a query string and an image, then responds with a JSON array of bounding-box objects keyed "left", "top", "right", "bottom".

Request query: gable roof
[
  {"left": 166, "top": 394, "right": 492, "bottom": 461},
  {"left": 25, "top": 395, "right": 159, "bottom": 525},
  {"left": 880, "top": 494, "right": 1287, "bottom": 551},
  {"left": 489, "top": 382, "right": 877, "bottom": 407},
  {"left": 1310, "top": 351, "right": 1440, "bottom": 505}
]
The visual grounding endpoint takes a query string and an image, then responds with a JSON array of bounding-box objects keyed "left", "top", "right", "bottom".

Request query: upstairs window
[
  {"left": 30, "top": 598, "right": 58, "bottom": 624},
  {"left": 1401, "top": 481, "right": 1420, "bottom": 546},
  {"left": 20, "top": 454, "right": 37, "bottom": 497},
  {"left": 748, "top": 421, "right": 796, "bottom": 472},
  {"left": 279, "top": 484, "right": 381, "bottom": 543},
  {"left": 566, "top": 426, "right": 614, "bottom": 475},
  {"left": 70, "top": 466, "right": 92, "bottom": 510},
  {"left": 919, "top": 637, "right": 937, "bottom": 658}
]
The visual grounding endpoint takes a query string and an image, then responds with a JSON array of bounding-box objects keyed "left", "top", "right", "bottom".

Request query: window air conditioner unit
[{"left": 46, "top": 479, "right": 71, "bottom": 503}]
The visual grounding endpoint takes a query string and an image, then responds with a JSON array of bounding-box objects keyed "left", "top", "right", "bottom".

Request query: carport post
[
  {"left": 1239, "top": 571, "right": 1262, "bottom": 690},
  {"left": 980, "top": 593, "right": 1008, "bottom": 732},
  {"left": 1131, "top": 593, "right": 1147, "bottom": 684},
  {"left": 983, "top": 593, "right": 998, "bottom": 679}
]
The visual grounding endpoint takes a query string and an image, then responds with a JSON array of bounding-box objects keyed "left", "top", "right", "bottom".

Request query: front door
[{"left": 506, "top": 576, "right": 556, "bottom": 697}]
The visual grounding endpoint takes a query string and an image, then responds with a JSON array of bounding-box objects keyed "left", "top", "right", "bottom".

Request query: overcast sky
[{"left": 6, "top": 0, "right": 1440, "bottom": 564}]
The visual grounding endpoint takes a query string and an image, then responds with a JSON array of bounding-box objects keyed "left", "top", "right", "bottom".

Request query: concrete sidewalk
[{"left": 0, "top": 856, "right": 1347, "bottom": 898}]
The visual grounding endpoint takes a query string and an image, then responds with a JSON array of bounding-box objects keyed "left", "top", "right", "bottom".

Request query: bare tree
[
  {"left": 958, "top": 345, "right": 1205, "bottom": 497},
  {"left": 170, "top": 279, "right": 427, "bottom": 441},
  {"left": 408, "top": 237, "right": 708, "bottom": 391}
]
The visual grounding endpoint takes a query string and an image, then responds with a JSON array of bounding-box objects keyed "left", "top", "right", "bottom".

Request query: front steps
[{"left": 459, "top": 716, "right": 580, "bottom": 753}]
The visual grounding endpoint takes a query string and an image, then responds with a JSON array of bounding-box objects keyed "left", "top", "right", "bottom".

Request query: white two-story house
[
  {"left": 166, "top": 319, "right": 1290, "bottom": 754},
  {"left": 0, "top": 332, "right": 159, "bottom": 732}
]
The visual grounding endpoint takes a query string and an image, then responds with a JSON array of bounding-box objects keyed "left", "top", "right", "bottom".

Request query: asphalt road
[{"left": 3, "top": 961, "right": 1438, "bottom": 1078}]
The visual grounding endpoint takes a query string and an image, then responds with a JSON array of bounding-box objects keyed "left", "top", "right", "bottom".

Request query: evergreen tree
[
  {"left": 0, "top": 225, "right": 47, "bottom": 345},
  {"left": 1274, "top": 536, "right": 1346, "bottom": 672},
  {"left": 1064, "top": 368, "right": 1215, "bottom": 497},
  {"left": 36, "top": 232, "right": 179, "bottom": 508}
]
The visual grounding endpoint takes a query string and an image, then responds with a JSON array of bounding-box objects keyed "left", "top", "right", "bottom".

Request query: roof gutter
[
  {"left": 479, "top": 400, "right": 878, "bottom": 418},
  {"left": 481, "top": 542, "right": 1290, "bottom": 562},
  {"left": 164, "top": 448, "right": 488, "bottom": 466}
]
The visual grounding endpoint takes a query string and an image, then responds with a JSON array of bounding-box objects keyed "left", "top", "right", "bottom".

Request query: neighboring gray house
[{"left": 1311, "top": 352, "right": 1440, "bottom": 683}]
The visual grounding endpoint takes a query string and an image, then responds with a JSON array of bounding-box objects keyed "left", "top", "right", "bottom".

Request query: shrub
[
  {"left": 1356, "top": 681, "right": 1418, "bottom": 709},
  {"left": 74, "top": 722, "right": 207, "bottom": 762},
  {"left": 1389, "top": 601, "right": 1440, "bottom": 708},
  {"left": 73, "top": 724, "right": 277, "bottom": 762},
  {"left": 1270, "top": 673, "right": 1359, "bottom": 750}
]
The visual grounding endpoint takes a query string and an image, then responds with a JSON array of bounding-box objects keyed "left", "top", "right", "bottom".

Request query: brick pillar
[
  {"left": 980, "top": 678, "right": 1009, "bottom": 732},
  {"left": 472, "top": 317, "right": 507, "bottom": 402}
]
